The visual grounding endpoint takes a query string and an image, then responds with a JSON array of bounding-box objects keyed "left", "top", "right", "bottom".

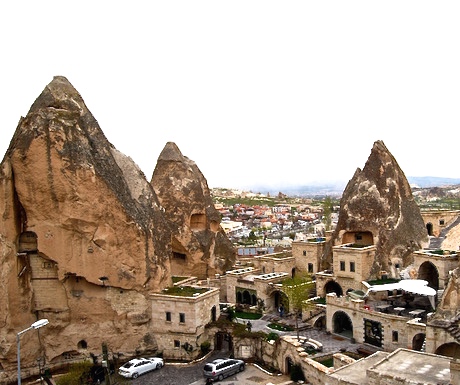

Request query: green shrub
[
  {"left": 267, "top": 322, "right": 294, "bottom": 331},
  {"left": 266, "top": 332, "right": 279, "bottom": 341},
  {"left": 234, "top": 311, "right": 262, "bottom": 320},
  {"left": 200, "top": 340, "right": 211, "bottom": 354}
]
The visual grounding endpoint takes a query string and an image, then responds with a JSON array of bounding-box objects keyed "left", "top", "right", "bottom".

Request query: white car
[{"left": 118, "top": 357, "right": 164, "bottom": 379}]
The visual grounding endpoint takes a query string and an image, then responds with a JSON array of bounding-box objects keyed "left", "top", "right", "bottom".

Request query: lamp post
[{"left": 17, "top": 319, "right": 49, "bottom": 385}]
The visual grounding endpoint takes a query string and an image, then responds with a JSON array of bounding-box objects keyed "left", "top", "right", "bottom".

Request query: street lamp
[{"left": 17, "top": 319, "right": 49, "bottom": 385}]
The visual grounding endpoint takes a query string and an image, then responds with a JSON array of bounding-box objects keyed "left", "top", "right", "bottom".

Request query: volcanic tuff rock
[
  {"left": 323, "top": 140, "right": 429, "bottom": 278},
  {"left": 0, "top": 76, "right": 233, "bottom": 382},
  {"left": 151, "top": 142, "right": 235, "bottom": 278}
]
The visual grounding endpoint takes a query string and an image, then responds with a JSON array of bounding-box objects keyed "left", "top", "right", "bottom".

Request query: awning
[{"left": 365, "top": 279, "right": 436, "bottom": 309}]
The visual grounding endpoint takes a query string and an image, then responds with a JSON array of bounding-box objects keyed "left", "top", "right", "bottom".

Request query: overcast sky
[{"left": 1, "top": 1, "right": 459, "bottom": 190}]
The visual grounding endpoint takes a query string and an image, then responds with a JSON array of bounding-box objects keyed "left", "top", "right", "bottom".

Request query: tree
[{"left": 281, "top": 273, "right": 315, "bottom": 340}]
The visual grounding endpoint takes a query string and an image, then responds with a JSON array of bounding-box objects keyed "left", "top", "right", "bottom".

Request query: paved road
[
  {"left": 110, "top": 313, "right": 370, "bottom": 385},
  {"left": 112, "top": 357, "right": 292, "bottom": 385}
]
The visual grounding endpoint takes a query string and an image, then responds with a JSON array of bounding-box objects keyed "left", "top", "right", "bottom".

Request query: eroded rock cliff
[
  {"left": 0, "top": 76, "right": 233, "bottom": 382},
  {"left": 151, "top": 142, "right": 235, "bottom": 278},
  {"left": 323, "top": 140, "right": 429, "bottom": 278}
]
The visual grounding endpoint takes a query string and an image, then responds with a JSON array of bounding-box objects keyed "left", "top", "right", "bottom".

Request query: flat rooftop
[
  {"left": 329, "top": 348, "right": 452, "bottom": 384},
  {"left": 368, "top": 348, "right": 451, "bottom": 384}
]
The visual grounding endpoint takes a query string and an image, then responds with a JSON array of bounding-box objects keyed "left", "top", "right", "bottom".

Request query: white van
[{"left": 203, "top": 358, "right": 245, "bottom": 382}]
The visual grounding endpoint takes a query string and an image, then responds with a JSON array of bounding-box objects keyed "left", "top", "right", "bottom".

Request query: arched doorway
[
  {"left": 215, "top": 332, "right": 233, "bottom": 353},
  {"left": 313, "top": 315, "right": 326, "bottom": 329},
  {"left": 426, "top": 222, "right": 433, "bottom": 236},
  {"left": 435, "top": 342, "right": 460, "bottom": 358},
  {"left": 412, "top": 333, "right": 425, "bottom": 351},
  {"left": 332, "top": 311, "right": 353, "bottom": 339},
  {"left": 418, "top": 261, "right": 439, "bottom": 291},
  {"left": 285, "top": 356, "right": 294, "bottom": 375},
  {"left": 272, "top": 290, "right": 289, "bottom": 312},
  {"left": 325, "top": 280, "right": 343, "bottom": 297},
  {"left": 242, "top": 290, "right": 252, "bottom": 304},
  {"left": 211, "top": 305, "right": 217, "bottom": 322}
]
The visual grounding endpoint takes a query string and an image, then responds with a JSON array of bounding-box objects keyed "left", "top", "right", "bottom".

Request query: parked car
[
  {"left": 203, "top": 358, "right": 245, "bottom": 382},
  {"left": 118, "top": 357, "right": 164, "bottom": 379}
]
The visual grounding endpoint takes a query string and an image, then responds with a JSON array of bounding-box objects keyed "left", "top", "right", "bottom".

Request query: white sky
[{"left": 1, "top": 1, "right": 459, "bottom": 190}]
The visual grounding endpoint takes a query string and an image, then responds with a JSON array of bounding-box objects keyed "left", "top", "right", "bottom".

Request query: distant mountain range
[{"left": 245, "top": 177, "right": 460, "bottom": 197}]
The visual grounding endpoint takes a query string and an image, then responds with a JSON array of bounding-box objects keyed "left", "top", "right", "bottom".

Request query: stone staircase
[{"left": 444, "top": 313, "right": 460, "bottom": 343}]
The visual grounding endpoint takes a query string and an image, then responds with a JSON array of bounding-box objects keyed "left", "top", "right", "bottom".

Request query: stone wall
[{"left": 326, "top": 294, "right": 427, "bottom": 352}]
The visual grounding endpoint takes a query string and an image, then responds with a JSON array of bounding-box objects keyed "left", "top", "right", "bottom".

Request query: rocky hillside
[{"left": 0, "top": 76, "right": 234, "bottom": 382}]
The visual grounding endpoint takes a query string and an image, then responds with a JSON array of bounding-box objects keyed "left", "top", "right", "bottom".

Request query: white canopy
[{"left": 365, "top": 279, "right": 436, "bottom": 309}]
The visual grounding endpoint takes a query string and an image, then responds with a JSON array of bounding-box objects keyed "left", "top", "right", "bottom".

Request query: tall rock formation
[
  {"left": 151, "top": 142, "right": 235, "bottom": 278},
  {"left": 0, "top": 76, "right": 233, "bottom": 383},
  {"left": 323, "top": 140, "right": 429, "bottom": 278}
]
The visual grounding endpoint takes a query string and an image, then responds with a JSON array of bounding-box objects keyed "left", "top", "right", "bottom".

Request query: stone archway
[
  {"left": 418, "top": 261, "right": 439, "bottom": 291},
  {"left": 435, "top": 342, "right": 460, "bottom": 358},
  {"left": 325, "top": 280, "right": 343, "bottom": 297},
  {"left": 313, "top": 315, "right": 326, "bottom": 329},
  {"left": 412, "top": 333, "right": 425, "bottom": 351},
  {"left": 332, "top": 311, "right": 353, "bottom": 339}
]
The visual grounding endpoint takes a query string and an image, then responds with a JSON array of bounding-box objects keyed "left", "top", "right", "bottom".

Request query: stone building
[
  {"left": 224, "top": 267, "right": 289, "bottom": 312},
  {"left": 150, "top": 286, "right": 220, "bottom": 360}
]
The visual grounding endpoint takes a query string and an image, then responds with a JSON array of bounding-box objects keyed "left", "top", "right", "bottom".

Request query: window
[
  {"left": 340, "top": 261, "right": 345, "bottom": 271},
  {"left": 392, "top": 331, "right": 398, "bottom": 342},
  {"left": 172, "top": 251, "right": 186, "bottom": 259},
  {"left": 179, "top": 313, "right": 185, "bottom": 323},
  {"left": 303, "top": 250, "right": 307, "bottom": 256},
  {"left": 350, "top": 262, "right": 355, "bottom": 272},
  {"left": 308, "top": 263, "right": 314, "bottom": 273},
  {"left": 174, "top": 340, "right": 180, "bottom": 348},
  {"left": 166, "top": 311, "right": 171, "bottom": 322}
]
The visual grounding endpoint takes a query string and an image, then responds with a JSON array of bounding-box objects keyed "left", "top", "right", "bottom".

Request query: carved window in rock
[
  {"left": 77, "top": 340, "right": 87, "bottom": 350},
  {"left": 190, "top": 213, "right": 206, "bottom": 231},
  {"left": 342, "top": 231, "right": 374, "bottom": 246},
  {"left": 166, "top": 312, "right": 172, "bottom": 322},
  {"left": 172, "top": 251, "right": 186, "bottom": 260},
  {"left": 174, "top": 340, "right": 180, "bottom": 348},
  {"left": 179, "top": 313, "right": 185, "bottom": 323},
  {"left": 308, "top": 263, "right": 314, "bottom": 273}
]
